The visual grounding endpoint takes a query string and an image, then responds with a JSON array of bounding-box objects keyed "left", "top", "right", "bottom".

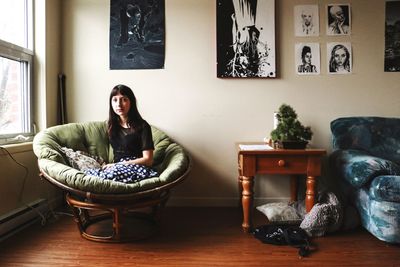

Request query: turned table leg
[
  {"left": 305, "top": 175, "right": 316, "bottom": 212},
  {"left": 238, "top": 175, "right": 243, "bottom": 207},
  {"left": 290, "top": 175, "right": 298, "bottom": 202},
  {"left": 241, "top": 175, "right": 254, "bottom": 233}
]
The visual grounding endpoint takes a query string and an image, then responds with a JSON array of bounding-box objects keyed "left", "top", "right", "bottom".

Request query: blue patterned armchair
[{"left": 329, "top": 117, "right": 400, "bottom": 243}]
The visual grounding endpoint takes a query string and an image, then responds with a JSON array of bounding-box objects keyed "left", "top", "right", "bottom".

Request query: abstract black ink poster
[
  {"left": 217, "top": 0, "right": 276, "bottom": 78},
  {"left": 110, "top": 0, "right": 165, "bottom": 69},
  {"left": 385, "top": 0, "right": 400, "bottom": 72}
]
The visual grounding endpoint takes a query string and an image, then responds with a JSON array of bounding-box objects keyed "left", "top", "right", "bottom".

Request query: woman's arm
[
  {"left": 102, "top": 150, "right": 154, "bottom": 169},
  {"left": 123, "top": 150, "right": 154, "bottom": 167}
]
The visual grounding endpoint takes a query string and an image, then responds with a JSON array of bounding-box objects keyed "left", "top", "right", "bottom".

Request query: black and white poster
[
  {"left": 109, "top": 0, "right": 165, "bottom": 70},
  {"left": 295, "top": 43, "right": 320, "bottom": 75},
  {"left": 385, "top": 0, "right": 400, "bottom": 72},
  {"left": 326, "top": 4, "right": 351, "bottom": 36},
  {"left": 294, "top": 5, "right": 319, "bottom": 37},
  {"left": 217, "top": 0, "right": 276, "bottom": 78},
  {"left": 327, "top": 42, "right": 352, "bottom": 74}
]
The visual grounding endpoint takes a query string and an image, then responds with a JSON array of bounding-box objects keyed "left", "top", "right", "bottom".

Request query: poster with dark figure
[
  {"left": 295, "top": 43, "right": 320, "bottom": 75},
  {"left": 217, "top": 0, "right": 276, "bottom": 78},
  {"left": 326, "top": 4, "right": 351, "bottom": 36},
  {"left": 110, "top": 0, "right": 165, "bottom": 69},
  {"left": 385, "top": 0, "right": 400, "bottom": 72}
]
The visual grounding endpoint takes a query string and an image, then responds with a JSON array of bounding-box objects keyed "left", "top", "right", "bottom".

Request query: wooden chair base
[{"left": 66, "top": 191, "right": 169, "bottom": 243}]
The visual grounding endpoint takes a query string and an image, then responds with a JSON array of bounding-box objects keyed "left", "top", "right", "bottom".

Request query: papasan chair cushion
[{"left": 33, "top": 121, "right": 190, "bottom": 195}]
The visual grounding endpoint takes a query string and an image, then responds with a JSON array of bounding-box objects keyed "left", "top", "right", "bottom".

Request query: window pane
[
  {"left": 0, "top": 0, "right": 27, "bottom": 48},
  {"left": 0, "top": 0, "right": 32, "bottom": 144},
  {"left": 0, "top": 56, "right": 24, "bottom": 135}
]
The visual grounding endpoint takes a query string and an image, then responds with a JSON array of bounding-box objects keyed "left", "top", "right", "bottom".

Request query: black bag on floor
[{"left": 252, "top": 224, "right": 312, "bottom": 257}]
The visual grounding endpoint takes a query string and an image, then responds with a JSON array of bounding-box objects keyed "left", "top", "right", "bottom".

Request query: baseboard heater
[{"left": 0, "top": 198, "right": 49, "bottom": 242}]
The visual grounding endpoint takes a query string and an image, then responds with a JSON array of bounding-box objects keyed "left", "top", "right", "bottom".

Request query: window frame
[{"left": 0, "top": 0, "right": 34, "bottom": 145}]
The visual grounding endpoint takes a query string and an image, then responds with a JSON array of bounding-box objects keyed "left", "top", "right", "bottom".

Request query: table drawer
[{"left": 256, "top": 155, "right": 308, "bottom": 174}]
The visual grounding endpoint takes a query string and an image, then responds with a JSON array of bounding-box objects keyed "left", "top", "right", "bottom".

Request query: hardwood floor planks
[{"left": 0, "top": 207, "right": 399, "bottom": 267}]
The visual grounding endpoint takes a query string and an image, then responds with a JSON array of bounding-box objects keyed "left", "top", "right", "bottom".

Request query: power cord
[
  {"left": 43, "top": 186, "right": 74, "bottom": 223},
  {"left": 0, "top": 146, "right": 28, "bottom": 203},
  {"left": 0, "top": 146, "right": 48, "bottom": 225}
]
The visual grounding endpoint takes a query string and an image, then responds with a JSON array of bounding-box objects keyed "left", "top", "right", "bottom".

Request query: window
[{"left": 0, "top": 0, "right": 33, "bottom": 144}]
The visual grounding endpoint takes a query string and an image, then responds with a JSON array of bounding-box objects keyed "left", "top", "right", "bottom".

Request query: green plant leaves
[{"left": 270, "top": 104, "right": 313, "bottom": 142}]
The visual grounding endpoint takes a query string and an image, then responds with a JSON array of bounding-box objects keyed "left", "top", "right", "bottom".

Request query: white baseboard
[
  {"left": 0, "top": 196, "right": 63, "bottom": 241},
  {"left": 167, "top": 197, "right": 291, "bottom": 207}
]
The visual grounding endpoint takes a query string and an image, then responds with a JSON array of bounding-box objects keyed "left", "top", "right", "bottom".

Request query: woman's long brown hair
[{"left": 107, "top": 84, "right": 144, "bottom": 139}]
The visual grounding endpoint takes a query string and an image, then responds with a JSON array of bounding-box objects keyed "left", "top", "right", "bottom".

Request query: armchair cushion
[
  {"left": 331, "top": 117, "right": 400, "bottom": 164},
  {"left": 370, "top": 175, "right": 400, "bottom": 202},
  {"left": 330, "top": 149, "right": 400, "bottom": 188}
]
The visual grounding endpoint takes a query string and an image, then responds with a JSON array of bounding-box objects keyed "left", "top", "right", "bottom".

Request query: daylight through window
[{"left": 0, "top": 0, "right": 33, "bottom": 144}]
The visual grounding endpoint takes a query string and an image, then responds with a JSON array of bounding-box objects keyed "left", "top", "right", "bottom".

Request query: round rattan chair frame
[{"left": 39, "top": 157, "right": 191, "bottom": 243}]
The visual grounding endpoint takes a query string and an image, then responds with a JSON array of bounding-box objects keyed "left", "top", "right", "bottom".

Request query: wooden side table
[{"left": 237, "top": 144, "right": 326, "bottom": 232}]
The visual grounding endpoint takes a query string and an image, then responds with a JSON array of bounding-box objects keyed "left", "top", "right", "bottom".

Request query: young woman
[{"left": 85, "top": 84, "right": 157, "bottom": 183}]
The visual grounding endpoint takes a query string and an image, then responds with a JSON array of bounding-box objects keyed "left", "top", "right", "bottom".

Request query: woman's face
[
  {"left": 332, "top": 7, "right": 345, "bottom": 23},
  {"left": 334, "top": 48, "right": 347, "bottom": 66},
  {"left": 302, "top": 12, "right": 312, "bottom": 26},
  {"left": 304, "top": 52, "right": 312, "bottom": 64},
  {"left": 111, "top": 93, "right": 131, "bottom": 118}
]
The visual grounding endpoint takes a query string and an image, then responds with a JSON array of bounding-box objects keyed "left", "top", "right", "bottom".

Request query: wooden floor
[{"left": 0, "top": 207, "right": 399, "bottom": 267}]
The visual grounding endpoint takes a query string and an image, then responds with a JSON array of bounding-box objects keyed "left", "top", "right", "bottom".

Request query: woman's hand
[
  {"left": 121, "top": 150, "right": 154, "bottom": 167},
  {"left": 102, "top": 163, "right": 114, "bottom": 170}
]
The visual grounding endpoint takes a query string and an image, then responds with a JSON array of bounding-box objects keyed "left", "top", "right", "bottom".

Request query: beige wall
[
  {"left": 60, "top": 0, "right": 400, "bottom": 206},
  {"left": 35, "top": 0, "right": 62, "bottom": 129}
]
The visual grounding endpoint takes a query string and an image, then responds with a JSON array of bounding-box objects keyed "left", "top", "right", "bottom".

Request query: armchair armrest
[{"left": 330, "top": 149, "right": 400, "bottom": 188}]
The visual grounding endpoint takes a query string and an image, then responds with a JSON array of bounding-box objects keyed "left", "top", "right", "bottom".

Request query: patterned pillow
[{"left": 60, "top": 147, "right": 103, "bottom": 171}]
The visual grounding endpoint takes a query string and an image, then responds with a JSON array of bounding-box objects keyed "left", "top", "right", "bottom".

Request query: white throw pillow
[{"left": 256, "top": 202, "right": 301, "bottom": 224}]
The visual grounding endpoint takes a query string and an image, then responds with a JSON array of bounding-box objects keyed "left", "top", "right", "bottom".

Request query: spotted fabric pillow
[{"left": 60, "top": 147, "right": 104, "bottom": 171}]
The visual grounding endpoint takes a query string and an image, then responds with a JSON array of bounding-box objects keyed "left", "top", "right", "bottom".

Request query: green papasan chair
[{"left": 33, "top": 121, "right": 191, "bottom": 242}]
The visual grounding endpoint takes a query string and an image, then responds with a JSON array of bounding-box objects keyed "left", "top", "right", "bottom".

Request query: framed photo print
[
  {"left": 295, "top": 43, "right": 320, "bottom": 75},
  {"left": 294, "top": 5, "right": 319, "bottom": 37},
  {"left": 327, "top": 42, "right": 352, "bottom": 74},
  {"left": 326, "top": 4, "right": 351, "bottom": 35},
  {"left": 216, "top": 0, "right": 276, "bottom": 78}
]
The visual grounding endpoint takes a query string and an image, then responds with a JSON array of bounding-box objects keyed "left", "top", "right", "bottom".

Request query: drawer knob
[{"left": 278, "top": 160, "right": 285, "bottom": 167}]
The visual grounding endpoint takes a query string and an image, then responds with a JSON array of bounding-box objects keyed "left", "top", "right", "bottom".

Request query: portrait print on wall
[
  {"left": 294, "top": 5, "right": 319, "bottom": 37},
  {"left": 384, "top": 0, "right": 400, "bottom": 72},
  {"left": 295, "top": 43, "right": 320, "bottom": 75},
  {"left": 327, "top": 42, "right": 352, "bottom": 74},
  {"left": 217, "top": 0, "right": 276, "bottom": 78},
  {"left": 326, "top": 4, "right": 351, "bottom": 35},
  {"left": 109, "top": 0, "right": 165, "bottom": 70}
]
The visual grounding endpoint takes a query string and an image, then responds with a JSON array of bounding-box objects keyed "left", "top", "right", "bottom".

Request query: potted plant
[{"left": 270, "top": 104, "right": 313, "bottom": 149}]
